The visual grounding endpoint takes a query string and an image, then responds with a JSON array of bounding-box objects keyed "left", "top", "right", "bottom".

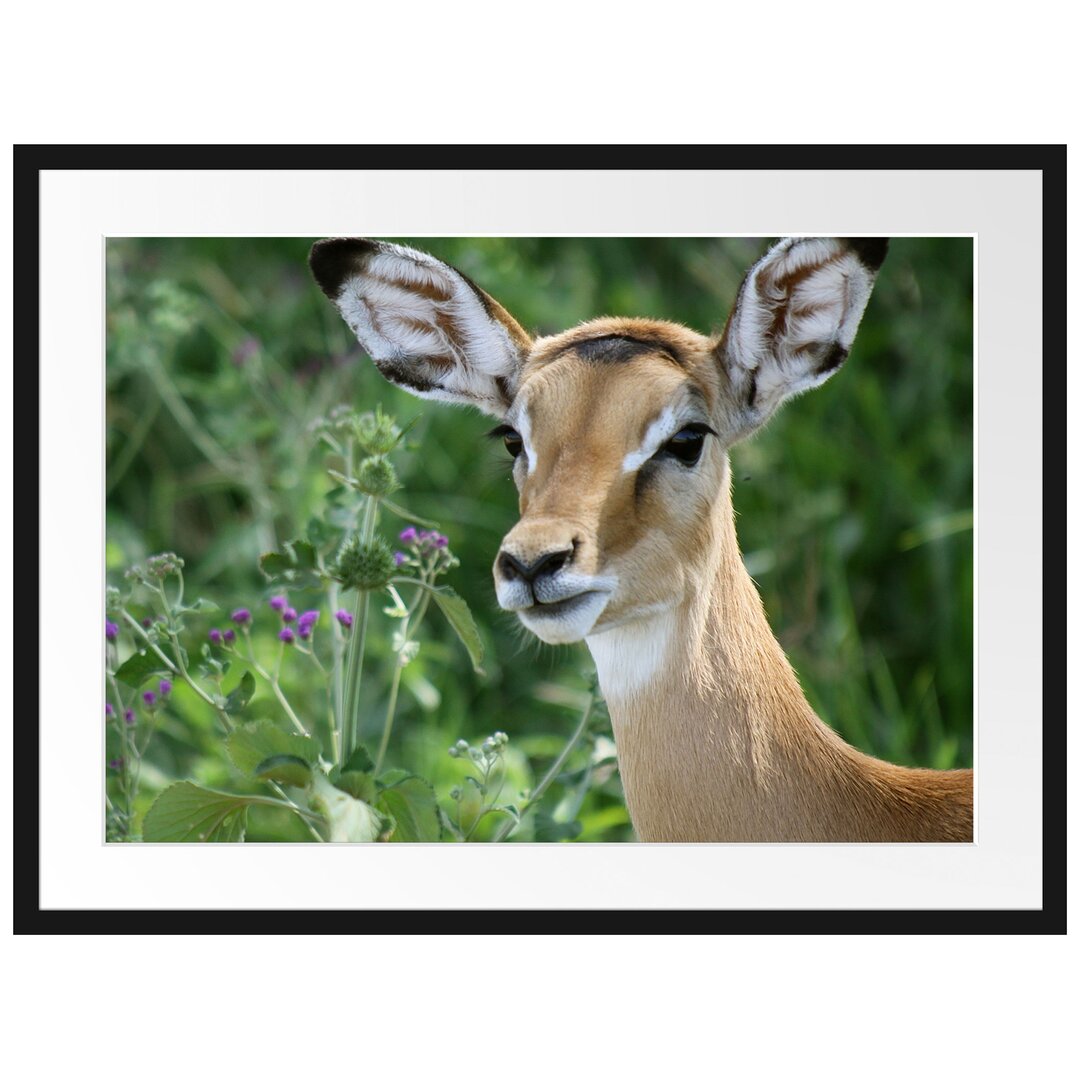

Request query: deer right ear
[
  {"left": 715, "top": 236, "right": 888, "bottom": 440},
  {"left": 309, "top": 238, "right": 532, "bottom": 417}
]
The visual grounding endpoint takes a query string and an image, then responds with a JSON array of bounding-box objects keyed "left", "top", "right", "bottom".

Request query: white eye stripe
[
  {"left": 621, "top": 406, "right": 681, "bottom": 473},
  {"left": 518, "top": 408, "right": 538, "bottom": 475}
]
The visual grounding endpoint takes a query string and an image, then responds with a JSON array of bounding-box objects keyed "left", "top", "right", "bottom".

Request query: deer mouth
[
  {"left": 516, "top": 589, "right": 612, "bottom": 644},
  {"left": 525, "top": 591, "right": 605, "bottom": 617}
]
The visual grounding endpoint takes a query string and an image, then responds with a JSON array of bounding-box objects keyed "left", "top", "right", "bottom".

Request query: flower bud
[
  {"left": 354, "top": 455, "right": 400, "bottom": 497},
  {"left": 352, "top": 407, "right": 402, "bottom": 456},
  {"left": 333, "top": 535, "right": 396, "bottom": 592}
]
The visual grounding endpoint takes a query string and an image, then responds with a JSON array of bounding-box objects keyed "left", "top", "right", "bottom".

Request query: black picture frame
[{"left": 16, "top": 144, "right": 1065, "bottom": 934}]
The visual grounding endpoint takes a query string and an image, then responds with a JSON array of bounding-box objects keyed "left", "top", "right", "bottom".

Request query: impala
[{"left": 309, "top": 235, "right": 973, "bottom": 842}]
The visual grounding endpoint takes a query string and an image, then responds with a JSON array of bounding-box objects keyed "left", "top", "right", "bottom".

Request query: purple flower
[
  {"left": 209, "top": 628, "right": 223, "bottom": 645},
  {"left": 297, "top": 610, "right": 320, "bottom": 639},
  {"left": 231, "top": 608, "right": 251, "bottom": 625},
  {"left": 159, "top": 679, "right": 173, "bottom": 696},
  {"left": 142, "top": 690, "right": 157, "bottom": 707},
  {"left": 399, "top": 526, "right": 418, "bottom": 544},
  {"left": 279, "top": 627, "right": 296, "bottom": 644},
  {"left": 394, "top": 551, "right": 407, "bottom": 566},
  {"left": 105, "top": 619, "right": 119, "bottom": 641},
  {"left": 335, "top": 609, "right": 353, "bottom": 629},
  {"left": 105, "top": 703, "right": 115, "bottom": 718},
  {"left": 269, "top": 595, "right": 287, "bottom": 612},
  {"left": 108, "top": 757, "right": 124, "bottom": 770},
  {"left": 416, "top": 529, "right": 448, "bottom": 551},
  {"left": 141, "top": 616, "right": 154, "bottom": 629},
  {"left": 223, "top": 628, "right": 236, "bottom": 643},
  {"left": 124, "top": 709, "right": 136, "bottom": 726},
  {"left": 282, "top": 607, "right": 297, "bottom": 624}
]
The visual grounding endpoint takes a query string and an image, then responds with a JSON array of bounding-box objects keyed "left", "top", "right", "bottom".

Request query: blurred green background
[{"left": 106, "top": 236, "right": 973, "bottom": 840}]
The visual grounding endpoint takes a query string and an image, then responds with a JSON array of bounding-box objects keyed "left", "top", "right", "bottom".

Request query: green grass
[{"left": 105, "top": 236, "right": 973, "bottom": 839}]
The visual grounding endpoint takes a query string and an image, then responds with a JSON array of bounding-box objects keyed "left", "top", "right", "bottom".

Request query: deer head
[{"left": 310, "top": 237, "right": 887, "bottom": 648}]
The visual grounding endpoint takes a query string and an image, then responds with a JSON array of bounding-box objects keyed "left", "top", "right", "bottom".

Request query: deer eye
[
  {"left": 486, "top": 423, "right": 525, "bottom": 460},
  {"left": 657, "top": 424, "right": 714, "bottom": 466},
  {"left": 499, "top": 428, "right": 524, "bottom": 459}
]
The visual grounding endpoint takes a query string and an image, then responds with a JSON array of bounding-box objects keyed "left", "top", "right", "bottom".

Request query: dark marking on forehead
[{"left": 559, "top": 335, "right": 682, "bottom": 366}]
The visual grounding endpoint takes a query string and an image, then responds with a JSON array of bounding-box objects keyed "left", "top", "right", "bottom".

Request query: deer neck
[{"left": 585, "top": 462, "right": 879, "bottom": 842}]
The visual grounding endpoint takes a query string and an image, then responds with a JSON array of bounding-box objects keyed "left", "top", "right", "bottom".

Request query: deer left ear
[
  {"left": 309, "top": 238, "right": 533, "bottom": 417},
  {"left": 716, "top": 237, "right": 888, "bottom": 439}
]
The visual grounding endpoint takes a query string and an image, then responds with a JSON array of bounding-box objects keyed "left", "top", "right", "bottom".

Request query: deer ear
[
  {"left": 309, "top": 238, "right": 532, "bottom": 417},
  {"left": 716, "top": 237, "right": 888, "bottom": 439}
]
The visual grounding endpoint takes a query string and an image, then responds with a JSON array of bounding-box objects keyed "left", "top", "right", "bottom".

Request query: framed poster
[{"left": 18, "top": 144, "right": 1064, "bottom": 931}]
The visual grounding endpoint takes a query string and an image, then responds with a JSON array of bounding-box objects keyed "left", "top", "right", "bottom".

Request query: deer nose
[{"left": 497, "top": 546, "right": 575, "bottom": 585}]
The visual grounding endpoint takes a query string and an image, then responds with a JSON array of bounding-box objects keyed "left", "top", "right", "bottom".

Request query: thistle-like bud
[
  {"left": 353, "top": 456, "right": 400, "bottom": 497},
  {"left": 352, "top": 407, "right": 403, "bottom": 456},
  {"left": 333, "top": 534, "right": 396, "bottom": 592},
  {"left": 145, "top": 552, "right": 185, "bottom": 579}
]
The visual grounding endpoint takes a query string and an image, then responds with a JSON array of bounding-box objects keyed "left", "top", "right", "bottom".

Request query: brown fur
[{"left": 509, "top": 320, "right": 973, "bottom": 843}]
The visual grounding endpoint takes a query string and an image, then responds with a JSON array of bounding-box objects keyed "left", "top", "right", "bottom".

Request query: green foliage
[
  {"left": 377, "top": 776, "right": 441, "bottom": 842},
  {"left": 223, "top": 671, "right": 256, "bottom": 715},
  {"left": 227, "top": 721, "right": 321, "bottom": 776},
  {"left": 114, "top": 649, "right": 169, "bottom": 688},
  {"left": 142, "top": 782, "right": 253, "bottom": 842},
  {"left": 428, "top": 586, "right": 485, "bottom": 674},
  {"left": 105, "top": 236, "right": 973, "bottom": 843}
]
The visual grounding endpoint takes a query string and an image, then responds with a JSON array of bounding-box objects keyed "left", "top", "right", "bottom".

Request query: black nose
[{"left": 498, "top": 546, "right": 574, "bottom": 585}]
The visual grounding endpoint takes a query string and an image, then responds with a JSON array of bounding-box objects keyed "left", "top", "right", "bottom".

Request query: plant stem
[
  {"left": 491, "top": 692, "right": 596, "bottom": 842},
  {"left": 301, "top": 643, "right": 337, "bottom": 766},
  {"left": 327, "top": 580, "right": 345, "bottom": 763},
  {"left": 341, "top": 493, "right": 380, "bottom": 761},
  {"left": 240, "top": 628, "right": 310, "bottom": 737},
  {"left": 373, "top": 583, "right": 432, "bottom": 775},
  {"left": 374, "top": 664, "right": 403, "bottom": 776}
]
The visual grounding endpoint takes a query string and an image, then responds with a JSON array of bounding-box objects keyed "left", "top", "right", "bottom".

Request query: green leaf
[
  {"left": 334, "top": 771, "right": 377, "bottom": 803},
  {"left": 289, "top": 539, "right": 318, "bottom": 570},
  {"left": 259, "top": 551, "right": 294, "bottom": 580},
  {"left": 224, "top": 671, "right": 256, "bottom": 715},
  {"left": 253, "top": 754, "right": 312, "bottom": 787},
  {"left": 342, "top": 744, "right": 375, "bottom": 774},
  {"left": 175, "top": 597, "right": 220, "bottom": 614},
  {"left": 431, "top": 586, "right": 485, "bottom": 674},
  {"left": 380, "top": 498, "right": 439, "bottom": 528},
  {"left": 310, "top": 773, "right": 386, "bottom": 842},
  {"left": 114, "top": 649, "right": 169, "bottom": 688},
  {"left": 377, "top": 776, "right": 441, "bottom": 842},
  {"left": 259, "top": 539, "right": 322, "bottom": 584},
  {"left": 227, "top": 721, "right": 321, "bottom": 778},
  {"left": 142, "top": 782, "right": 252, "bottom": 842}
]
